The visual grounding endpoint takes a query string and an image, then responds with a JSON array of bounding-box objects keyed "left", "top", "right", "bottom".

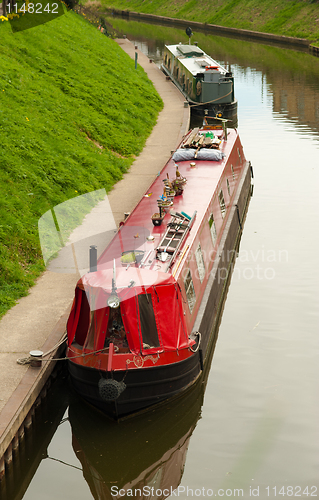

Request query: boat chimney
[
  {"left": 186, "top": 26, "right": 192, "bottom": 45},
  {"left": 89, "top": 245, "right": 97, "bottom": 272}
]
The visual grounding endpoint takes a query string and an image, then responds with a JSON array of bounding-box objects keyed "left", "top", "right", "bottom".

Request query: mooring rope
[
  {"left": 188, "top": 84, "right": 233, "bottom": 108},
  {"left": 189, "top": 331, "right": 201, "bottom": 353},
  {"left": 16, "top": 332, "right": 68, "bottom": 365},
  {"left": 16, "top": 340, "right": 119, "bottom": 365}
]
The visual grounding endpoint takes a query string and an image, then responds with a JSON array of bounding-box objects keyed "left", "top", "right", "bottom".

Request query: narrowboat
[
  {"left": 161, "top": 43, "right": 237, "bottom": 119},
  {"left": 66, "top": 122, "right": 252, "bottom": 420}
]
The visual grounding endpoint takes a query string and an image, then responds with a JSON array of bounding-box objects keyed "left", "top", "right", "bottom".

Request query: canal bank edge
[
  {"left": 99, "top": 8, "right": 319, "bottom": 54},
  {"left": 0, "top": 312, "right": 69, "bottom": 479},
  {"left": 0, "top": 39, "right": 190, "bottom": 476}
]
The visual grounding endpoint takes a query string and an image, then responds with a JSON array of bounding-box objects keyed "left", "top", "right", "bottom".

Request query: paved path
[{"left": 0, "top": 38, "right": 190, "bottom": 461}]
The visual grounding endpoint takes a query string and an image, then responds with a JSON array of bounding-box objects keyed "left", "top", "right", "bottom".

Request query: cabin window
[
  {"left": 184, "top": 270, "right": 196, "bottom": 313},
  {"left": 209, "top": 213, "right": 217, "bottom": 246},
  {"left": 237, "top": 148, "right": 241, "bottom": 161},
  {"left": 164, "top": 54, "right": 167, "bottom": 66},
  {"left": 231, "top": 164, "right": 235, "bottom": 180},
  {"left": 176, "top": 67, "right": 179, "bottom": 80},
  {"left": 227, "top": 178, "right": 231, "bottom": 196},
  {"left": 195, "top": 244, "right": 206, "bottom": 283},
  {"left": 138, "top": 293, "right": 160, "bottom": 349},
  {"left": 168, "top": 58, "right": 171, "bottom": 70},
  {"left": 219, "top": 189, "right": 226, "bottom": 218}
]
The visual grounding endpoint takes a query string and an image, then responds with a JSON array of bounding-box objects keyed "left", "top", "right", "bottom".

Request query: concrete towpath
[{"left": 0, "top": 37, "right": 190, "bottom": 466}]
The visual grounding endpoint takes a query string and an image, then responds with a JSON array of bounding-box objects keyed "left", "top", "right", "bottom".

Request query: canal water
[{"left": 3, "top": 17, "right": 319, "bottom": 500}]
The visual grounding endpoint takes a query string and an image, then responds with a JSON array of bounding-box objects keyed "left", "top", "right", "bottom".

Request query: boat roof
[
  {"left": 165, "top": 44, "right": 227, "bottom": 76},
  {"left": 80, "top": 266, "right": 175, "bottom": 295},
  {"left": 96, "top": 127, "right": 238, "bottom": 280}
]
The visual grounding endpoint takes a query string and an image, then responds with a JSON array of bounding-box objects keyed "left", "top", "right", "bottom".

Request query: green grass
[
  {"left": 0, "top": 9, "right": 163, "bottom": 317},
  {"left": 90, "top": 0, "right": 319, "bottom": 43}
]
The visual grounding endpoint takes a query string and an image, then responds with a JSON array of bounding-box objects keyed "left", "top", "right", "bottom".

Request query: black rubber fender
[{"left": 98, "top": 378, "right": 126, "bottom": 401}]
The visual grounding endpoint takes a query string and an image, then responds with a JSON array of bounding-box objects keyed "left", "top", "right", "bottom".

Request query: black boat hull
[
  {"left": 190, "top": 99, "right": 238, "bottom": 123},
  {"left": 161, "top": 64, "right": 238, "bottom": 121},
  {"left": 68, "top": 350, "right": 202, "bottom": 419}
]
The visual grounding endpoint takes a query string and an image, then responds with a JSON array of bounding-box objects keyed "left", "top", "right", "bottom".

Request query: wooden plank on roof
[{"left": 183, "top": 128, "right": 200, "bottom": 148}]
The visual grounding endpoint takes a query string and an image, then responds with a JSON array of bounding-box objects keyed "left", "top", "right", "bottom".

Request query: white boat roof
[{"left": 165, "top": 44, "right": 227, "bottom": 76}]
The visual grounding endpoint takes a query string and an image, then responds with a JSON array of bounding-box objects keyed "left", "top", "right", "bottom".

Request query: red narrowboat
[{"left": 66, "top": 122, "right": 253, "bottom": 419}]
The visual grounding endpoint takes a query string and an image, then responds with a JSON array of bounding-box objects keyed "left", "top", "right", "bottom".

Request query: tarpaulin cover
[
  {"left": 172, "top": 148, "right": 225, "bottom": 162},
  {"left": 67, "top": 267, "right": 190, "bottom": 355}
]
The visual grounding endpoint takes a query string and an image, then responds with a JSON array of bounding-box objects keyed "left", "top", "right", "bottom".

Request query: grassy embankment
[
  {"left": 86, "top": 0, "right": 319, "bottom": 44},
  {"left": 0, "top": 9, "right": 163, "bottom": 317}
]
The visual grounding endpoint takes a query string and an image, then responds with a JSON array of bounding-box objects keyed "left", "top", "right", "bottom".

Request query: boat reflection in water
[
  {"left": 69, "top": 380, "right": 204, "bottom": 500},
  {"left": 68, "top": 327, "right": 221, "bottom": 500}
]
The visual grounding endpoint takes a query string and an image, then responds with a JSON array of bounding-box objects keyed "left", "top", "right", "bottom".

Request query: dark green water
[{"left": 2, "top": 18, "right": 319, "bottom": 500}]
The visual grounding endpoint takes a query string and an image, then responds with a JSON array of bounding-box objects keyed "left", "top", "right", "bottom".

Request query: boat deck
[{"left": 98, "top": 127, "right": 240, "bottom": 278}]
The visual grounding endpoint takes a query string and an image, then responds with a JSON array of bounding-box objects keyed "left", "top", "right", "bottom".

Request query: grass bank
[
  {"left": 0, "top": 9, "right": 163, "bottom": 317},
  {"left": 88, "top": 0, "right": 319, "bottom": 44}
]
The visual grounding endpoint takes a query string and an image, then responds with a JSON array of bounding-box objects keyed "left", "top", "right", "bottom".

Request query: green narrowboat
[{"left": 162, "top": 43, "right": 237, "bottom": 119}]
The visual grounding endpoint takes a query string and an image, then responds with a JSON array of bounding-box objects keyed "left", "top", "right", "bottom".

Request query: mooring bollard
[{"left": 29, "top": 350, "right": 43, "bottom": 368}]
